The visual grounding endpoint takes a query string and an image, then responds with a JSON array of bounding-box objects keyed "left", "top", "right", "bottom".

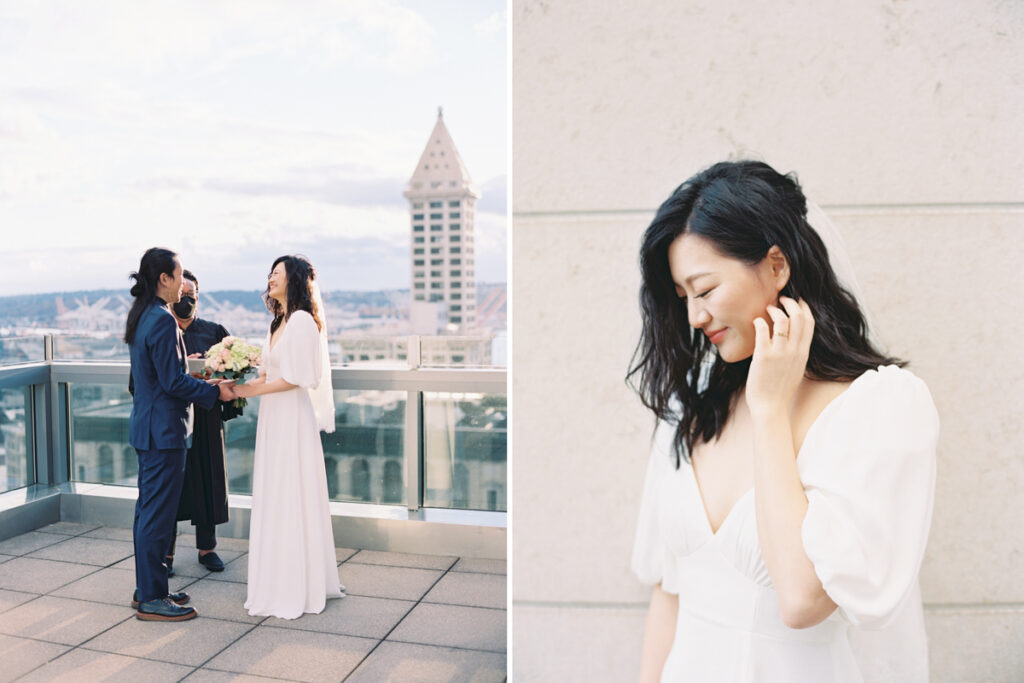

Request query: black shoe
[
  {"left": 136, "top": 597, "right": 197, "bottom": 621},
  {"left": 198, "top": 551, "right": 225, "bottom": 572},
  {"left": 131, "top": 590, "right": 190, "bottom": 609},
  {"left": 164, "top": 556, "right": 175, "bottom": 578}
]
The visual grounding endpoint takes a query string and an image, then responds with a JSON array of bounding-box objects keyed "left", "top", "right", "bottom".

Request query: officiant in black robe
[{"left": 164, "top": 270, "right": 241, "bottom": 573}]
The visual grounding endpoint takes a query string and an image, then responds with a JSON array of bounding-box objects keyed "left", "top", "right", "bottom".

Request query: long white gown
[
  {"left": 632, "top": 365, "right": 939, "bottom": 682},
  {"left": 245, "top": 310, "right": 343, "bottom": 619}
]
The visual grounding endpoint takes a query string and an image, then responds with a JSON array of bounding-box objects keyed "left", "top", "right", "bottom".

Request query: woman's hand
[{"left": 745, "top": 296, "right": 814, "bottom": 417}]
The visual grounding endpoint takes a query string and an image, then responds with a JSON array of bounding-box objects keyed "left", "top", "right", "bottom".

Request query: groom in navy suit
[{"left": 125, "top": 248, "right": 235, "bottom": 621}]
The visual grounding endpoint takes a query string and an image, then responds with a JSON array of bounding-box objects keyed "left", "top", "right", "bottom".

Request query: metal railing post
[
  {"left": 407, "top": 335, "right": 421, "bottom": 369},
  {"left": 404, "top": 390, "right": 421, "bottom": 512}
]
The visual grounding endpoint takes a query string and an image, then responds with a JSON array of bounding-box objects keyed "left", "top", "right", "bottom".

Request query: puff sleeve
[
  {"left": 279, "top": 311, "right": 322, "bottom": 389},
  {"left": 800, "top": 366, "right": 939, "bottom": 627},
  {"left": 631, "top": 422, "right": 681, "bottom": 595}
]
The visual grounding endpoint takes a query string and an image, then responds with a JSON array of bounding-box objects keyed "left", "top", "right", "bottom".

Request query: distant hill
[{"left": 0, "top": 283, "right": 507, "bottom": 331}]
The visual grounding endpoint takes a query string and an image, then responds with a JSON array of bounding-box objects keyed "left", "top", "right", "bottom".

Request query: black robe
[{"left": 176, "top": 317, "right": 242, "bottom": 527}]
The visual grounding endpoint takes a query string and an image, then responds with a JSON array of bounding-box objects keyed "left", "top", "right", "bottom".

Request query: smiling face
[
  {"left": 268, "top": 261, "right": 288, "bottom": 303},
  {"left": 157, "top": 258, "right": 184, "bottom": 304},
  {"left": 667, "top": 233, "right": 788, "bottom": 363}
]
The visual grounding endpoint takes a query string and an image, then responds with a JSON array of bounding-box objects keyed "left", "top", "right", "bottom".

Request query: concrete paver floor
[{"left": 0, "top": 522, "right": 506, "bottom": 682}]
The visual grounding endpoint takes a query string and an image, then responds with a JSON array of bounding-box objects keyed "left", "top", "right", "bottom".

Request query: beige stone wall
[{"left": 511, "top": 1, "right": 1024, "bottom": 680}]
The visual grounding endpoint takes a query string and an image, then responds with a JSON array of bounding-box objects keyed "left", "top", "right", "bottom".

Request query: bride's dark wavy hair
[
  {"left": 265, "top": 254, "right": 324, "bottom": 334},
  {"left": 626, "top": 160, "right": 903, "bottom": 467},
  {"left": 124, "top": 247, "right": 178, "bottom": 345}
]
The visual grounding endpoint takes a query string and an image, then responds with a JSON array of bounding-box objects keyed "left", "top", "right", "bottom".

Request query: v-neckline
[
  {"left": 688, "top": 371, "right": 867, "bottom": 537},
  {"left": 268, "top": 321, "right": 287, "bottom": 353}
]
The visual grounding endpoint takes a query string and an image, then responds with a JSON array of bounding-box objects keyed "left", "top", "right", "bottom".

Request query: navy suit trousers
[{"left": 133, "top": 447, "right": 187, "bottom": 603}]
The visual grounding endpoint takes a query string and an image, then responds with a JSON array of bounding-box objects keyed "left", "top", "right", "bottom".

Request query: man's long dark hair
[
  {"left": 627, "top": 161, "right": 902, "bottom": 467},
  {"left": 124, "top": 247, "right": 178, "bottom": 345},
  {"left": 265, "top": 255, "right": 324, "bottom": 334}
]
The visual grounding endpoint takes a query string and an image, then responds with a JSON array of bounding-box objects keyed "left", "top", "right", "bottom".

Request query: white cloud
[
  {"left": 0, "top": 0, "right": 506, "bottom": 294},
  {"left": 474, "top": 9, "right": 506, "bottom": 37}
]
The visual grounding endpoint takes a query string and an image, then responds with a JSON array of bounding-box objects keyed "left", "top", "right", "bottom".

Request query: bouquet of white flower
[{"left": 204, "top": 336, "right": 262, "bottom": 407}]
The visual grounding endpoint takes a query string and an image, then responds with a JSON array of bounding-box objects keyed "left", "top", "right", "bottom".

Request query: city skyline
[{"left": 0, "top": 1, "right": 507, "bottom": 296}]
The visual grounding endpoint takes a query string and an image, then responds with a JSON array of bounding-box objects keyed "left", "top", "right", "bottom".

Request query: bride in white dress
[
  {"left": 234, "top": 255, "right": 344, "bottom": 619},
  {"left": 627, "top": 161, "right": 938, "bottom": 682}
]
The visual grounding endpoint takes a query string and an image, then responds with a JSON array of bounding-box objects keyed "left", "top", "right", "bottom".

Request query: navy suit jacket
[{"left": 129, "top": 301, "right": 219, "bottom": 451}]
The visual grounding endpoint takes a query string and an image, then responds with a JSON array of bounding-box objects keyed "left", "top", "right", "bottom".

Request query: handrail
[{"left": 0, "top": 356, "right": 507, "bottom": 515}]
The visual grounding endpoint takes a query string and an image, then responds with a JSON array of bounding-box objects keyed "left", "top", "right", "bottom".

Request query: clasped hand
[
  {"left": 745, "top": 296, "right": 814, "bottom": 416},
  {"left": 205, "top": 377, "right": 238, "bottom": 402}
]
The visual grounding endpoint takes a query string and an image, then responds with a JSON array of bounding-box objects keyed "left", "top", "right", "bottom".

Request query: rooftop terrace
[{"left": 0, "top": 522, "right": 506, "bottom": 682}]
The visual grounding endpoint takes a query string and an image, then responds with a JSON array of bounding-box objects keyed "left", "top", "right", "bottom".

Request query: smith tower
[{"left": 404, "top": 108, "right": 479, "bottom": 332}]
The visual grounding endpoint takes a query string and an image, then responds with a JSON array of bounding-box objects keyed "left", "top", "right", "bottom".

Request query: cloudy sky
[{"left": 0, "top": 0, "right": 506, "bottom": 296}]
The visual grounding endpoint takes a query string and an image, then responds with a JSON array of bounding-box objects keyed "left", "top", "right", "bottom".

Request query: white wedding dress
[
  {"left": 245, "top": 310, "right": 343, "bottom": 619},
  {"left": 632, "top": 365, "right": 939, "bottom": 682}
]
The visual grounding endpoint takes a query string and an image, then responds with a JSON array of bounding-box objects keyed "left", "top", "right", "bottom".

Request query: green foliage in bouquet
[{"left": 205, "top": 336, "right": 262, "bottom": 408}]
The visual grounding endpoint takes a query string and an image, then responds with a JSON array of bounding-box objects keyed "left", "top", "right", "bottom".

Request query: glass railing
[
  {"left": 53, "top": 334, "right": 130, "bottom": 362},
  {"left": 423, "top": 392, "right": 507, "bottom": 511},
  {"left": 3, "top": 358, "right": 505, "bottom": 514},
  {"left": 420, "top": 333, "right": 507, "bottom": 368},
  {"left": 36, "top": 332, "right": 508, "bottom": 368},
  {"left": 218, "top": 390, "right": 409, "bottom": 505},
  {"left": 0, "top": 385, "right": 35, "bottom": 493},
  {"left": 0, "top": 336, "right": 46, "bottom": 366}
]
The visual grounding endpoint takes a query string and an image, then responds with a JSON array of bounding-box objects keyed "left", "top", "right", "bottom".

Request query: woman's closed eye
[{"left": 680, "top": 289, "right": 713, "bottom": 304}]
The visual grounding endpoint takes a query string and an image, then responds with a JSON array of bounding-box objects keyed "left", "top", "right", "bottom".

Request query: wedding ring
[{"left": 776, "top": 330, "right": 789, "bottom": 338}]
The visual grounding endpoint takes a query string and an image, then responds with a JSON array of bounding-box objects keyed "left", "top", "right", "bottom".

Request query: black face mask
[{"left": 173, "top": 295, "right": 196, "bottom": 319}]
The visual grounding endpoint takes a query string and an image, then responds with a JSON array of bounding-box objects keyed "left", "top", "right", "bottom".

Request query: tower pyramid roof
[{"left": 404, "top": 108, "right": 479, "bottom": 199}]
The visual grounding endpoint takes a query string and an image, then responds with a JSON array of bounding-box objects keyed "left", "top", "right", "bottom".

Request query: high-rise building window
[
  {"left": 414, "top": 259, "right": 424, "bottom": 266},
  {"left": 430, "top": 213, "right": 443, "bottom": 220},
  {"left": 430, "top": 224, "right": 442, "bottom": 231},
  {"left": 413, "top": 224, "right": 424, "bottom": 232},
  {"left": 449, "top": 200, "right": 460, "bottom": 208},
  {"left": 451, "top": 316, "right": 462, "bottom": 323},
  {"left": 414, "top": 236, "right": 424, "bottom": 244},
  {"left": 414, "top": 248, "right": 424, "bottom": 255},
  {"left": 451, "top": 247, "right": 461, "bottom": 254},
  {"left": 414, "top": 294, "right": 425, "bottom": 301},
  {"left": 452, "top": 293, "right": 462, "bottom": 300},
  {"left": 431, "top": 247, "right": 441, "bottom": 254},
  {"left": 431, "top": 270, "right": 442, "bottom": 277},
  {"left": 450, "top": 212, "right": 461, "bottom": 219},
  {"left": 450, "top": 223, "right": 460, "bottom": 231},
  {"left": 414, "top": 283, "right": 425, "bottom": 289},
  {"left": 414, "top": 271, "right": 424, "bottom": 278},
  {"left": 431, "top": 282, "right": 443, "bottom": 289},
  {"left": 451, "top": 235, "right": 461, "bottom": 242},
  {"left": 451, "top": 304, "right": 462, "bottom": 311},
  {"left": 430, "top": 235, "right": 441, "bottom": 243},
  {"left": 413, "top": 202, "right": 423, "bottom": 209},
  {"left": 431, "top": 258, "right": 443, "bottom": 266},
  {"left": 413, "top": 213, "right": 424, "bottom": 220},
  {"left": 429, "top": 201, "right": 442, "bottom": 208},
  {"left": 451, "top": 282, "right": 462, "bottom": 289},
  {"left": 451, "top": 270, "right": 461, "bottom": 277},
  {"left": 430, "top": 294, "right": 443, "bottom": 302},
  {"left": 451, "top": 258, "right": 462, "bottom": 265}
]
